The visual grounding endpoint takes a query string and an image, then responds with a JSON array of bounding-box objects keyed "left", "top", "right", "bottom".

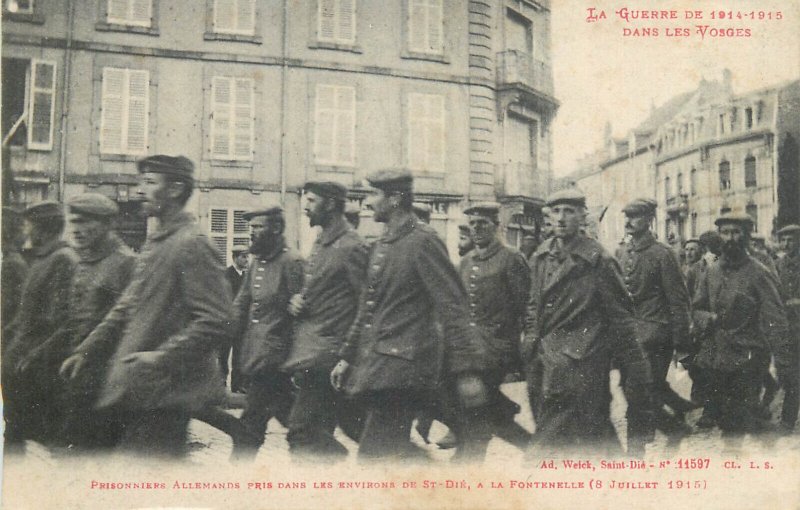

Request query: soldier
[
  {"left": 61, "top": 155, "right": 231, "bottom": 458},
  {"left": 455, "top": 202, "right": 532, "bottom": 460},
  {"left": 457, "top": 223, "right": 473, "bottom": 257},
  {"left": 520, "top": 225, "right": 538, "bottom": 260},
  {"left": 1, "top": 207, "right": 28, "bottom": 325},
  {"left": 22, "top": 193, "right": 135, "bottom": 451},
  {"left": 222, "top": 245, "right": 249, "bottom": 393},
  {"left": 3, "top": 202, "right": 77, "bottom": 452},
  {"left": 682, "top": 238, "right": 707, "bottom": 295},
  {"left": 330, "top": 169, "right": 487, "bottom": 462},
  {"left": 282, "top": 181, "right": 368, "bottom": 460},
  {"left": 692, "top": 213, "right": 793, "bottom": 451},
  {"left": 617, "top": 199, "right": 695, "bottom": 435},
  {"left": 523, "top": 189, "right": 653, "bottom": 457},
  {"left": 776, "top": 224, "right": 800, "bottom": 433},
  {"left": 232, "top": 206, "right": 303, "bottom": 459}
]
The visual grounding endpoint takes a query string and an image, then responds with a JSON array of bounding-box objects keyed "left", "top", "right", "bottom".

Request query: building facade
[
  {"left": 566, "top": 73, "right": 799, "bottom": 253},
  {"left": 2, "top": 0, "right": 557, "bottom": 262}
]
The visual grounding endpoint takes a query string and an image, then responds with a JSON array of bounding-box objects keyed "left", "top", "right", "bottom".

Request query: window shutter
[
  {"left": 335, "top": 87, "right": 354, "bottom": 164},
  {"left": 211, "top": 76, "right": 233, "bottom": 158},
  {"left": 233, "top": 78, "right": 253, "bottom": 159},
  {"left": 426, "top": 0, "right": 442, "bottom": 52},
  {"left": 338, "top": 0, "right": 355, "bottom": 43},
  {"left": 108, "top": 0, "right": 129, "bottom": 21},
  {"left": 236, "top": 0, "right": 255, "bottom": 34},
  {"left": 315, "top": 85, "right": 336, "bottom": 163},
  {"left": 28, "top": 60, "right": 56, "bottom": 151},
  {"left": 100, "top": 67, "right": 126, "bottom": 154},
  {"left": 408, "top": 94, "right": 425, "bottom": 169},
  {"left": 130, "top": 0, "right": 151, "bottom": 25},
  {"left": 214, "top": 0, "right": 236, "bottom": 32},
  {"left": 126, "top": 70, "right": 149, "bottom": 154},
  {"left": 409, "top": 0, "right": 427, "bottom": 52},
  {"left": 319, "top": 0, "right": 336, "bottom": 40},
  {"left": 426, "top": 94, "right": 444, "bottom": 171}
]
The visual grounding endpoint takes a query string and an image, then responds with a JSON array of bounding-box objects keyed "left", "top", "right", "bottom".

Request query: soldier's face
[
  {"left": 468, "top": 217, "right": 497, "bottom": 248},
  {"left": 719, "top": 224, "right": 747, "bottom": 257},
  {"left": 780, "top": 234, "right": 799, "bottom": 255},
  {"left": 684, "top": 242, "right": 704, "bottom": 264},
  {"left": 137, "top": 172, "right": 171, "bottom": 217},
  {"left": 550, "top": 204, "right": 583, "bottom": 239},
  {"left": 366, "top": 189, "right": 393, "bottom": 223},
  {"left": 249, "top": 216, "right": 281, "bottom": 252},
  {"left": 458, "top": 231, "right": 473, "bottom": 254},
  {"left": 68, "top": 213, "right": 111, "bottom": 250},
  {"left": 624, "top": 214, "right": 651, "bottom": 236},
  {"left": 304, "top": 191, "right": 330, "bottom": 228}
]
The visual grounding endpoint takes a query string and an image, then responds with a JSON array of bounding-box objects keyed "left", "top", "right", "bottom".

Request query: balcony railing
[
  {"left": 498, "top": 162, "right": 548, "bottom": 200},
  {"left": 496, "top": 50, "right": 554, "bottom": 97}
]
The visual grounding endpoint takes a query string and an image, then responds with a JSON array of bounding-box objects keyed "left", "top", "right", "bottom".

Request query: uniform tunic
[{"left": 776, "top": 250, "right": 800, "bottom": 428}]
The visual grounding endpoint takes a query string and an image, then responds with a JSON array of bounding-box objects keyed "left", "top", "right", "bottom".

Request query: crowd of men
[{"left": 2, "top": 153, "right": 798, "bottom": 463}]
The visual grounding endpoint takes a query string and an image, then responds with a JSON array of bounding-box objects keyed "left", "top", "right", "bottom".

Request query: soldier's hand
[
  {"left": 60, "top": 353, "right": 87, "bottom": 380},
  {"left": 288, "top": 294, "right": 306, "bottom": 317},
  {"left": 330, "top": 360, "right": 350, "bottom": 391}
]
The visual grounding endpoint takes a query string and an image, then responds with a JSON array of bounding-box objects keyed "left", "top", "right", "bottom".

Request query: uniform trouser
[
  {"left": 356, "top": 390, "right": 427, "bottom": 462},
  {"left": 217, "top": 339, "right": 244, "bottom": 392},
  {"left": 704, "top": 361, "right": 761, "bottom": 441},
  {"left": 118, "top": 408, "right": 191, "bottom": 458},
  {"left": 286, "top": 368, "right": 353, "bottom": 460},
  {"left": 236, "top": 370, "right": 295, "bottom": 453},
  {"left": 4, "top": 361, "right": 65, "bottom": 448},
  {"left": 638, "top": 322, "right": 692, "bottom": 424},
  {"left": 453, "top": 371, "right": 532, "bottom": 462},
  {"left": 780, "top": 319, "right": 800, "bottom": 428}
]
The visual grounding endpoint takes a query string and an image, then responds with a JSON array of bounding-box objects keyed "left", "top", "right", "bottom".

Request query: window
[
  {"left": 2, "top": 58, "right": 56, "bottom": 151},
  {"left": 408, "top": 0, "right": 443, "bottom": 54},
  {"left": 720, "top": 206, "right": 731, "bottom": 215},
  {"left": 314, "top": 84, "right": 355, "bottom": 166},
  {"left": 745, "top": 107, "right": 753, "bottom": 129},
  {"left": 209, "top": 208, "right": 249, "bottom": 265},
  {"left": 717, "top": 113, "right": 725, "bottom": 136},
  {"left": 212, "top": 0, "right": 255, "bottom": 35},
  {"left": 506, "top": 114, "right": 537, "bottom": 166},
  {"left": 664, "top": 176, "right": 671, "bottom": 199},
  {"left": 210, "top": 76, "right": 254, "bottom": 161},
  {"left": 746, "top": 204, "right": 758, "bottom": 232},
  {"left": 100, "top": 67, "right": 149, "bottom": 155},
  {"left": 505, "top": 9, "right": 533, "bottom": 54},
  {"left": 690, "top": 167, "right": 697, "bottom": 196},
  {"left": 5, "top": 0, "right": 32, "bottom": 13},
  {"left": 407, "top": 93, "right": 445, "bottom": 172},
  {"left": 107, "top": 0, "right": 152, "bottom": 27},
  {"left": 676, "top": 172, "right": 683, "bottom": 196},
  {"left": 318, "top": 0, "right": 355, "bottom": 44},
  {"left": 719, "top": 160, "right": 731, "bottom": 191},
  {"left": 691, "top": 212, "right": 697, "bottom": 237},
  {"left": 744, "top": 155, "right": 757, "bottom": 188}
]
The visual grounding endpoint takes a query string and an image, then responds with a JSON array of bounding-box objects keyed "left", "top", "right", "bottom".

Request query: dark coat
[
  {"left": 339, "top": 215, "right": 487, "bottom": 396},
  {"left": 225, "top": 265, "right": 246, "bottom": 297},
  {"left": 692, "top": 255, "right": 792, "bottom": 373},
  {"left": 283, "top": 216, "right": 367, "bottom": 373},
  {"left": 1, "top": 250, "right": 28, "bottom": 327},
  {"left": 525, "top": 236, "right": 652, "bottom": 448},
  {"left": 75, "top": 212, "right": 231, "bottom": 412},
  {"left": 459, "top": 239, "right": 529, "bottom": 373},
  {"left": 616, "top": 232, "right": 691, "bottom": 351},
  {"left": 233, "top": 237, "right": 304, "bottom": 376},
  {"left": 777, "top": 252, "right": 800, "bottom": 323},
  {"left": 683, "top": 258, "right": 708, "bottom": 299}
]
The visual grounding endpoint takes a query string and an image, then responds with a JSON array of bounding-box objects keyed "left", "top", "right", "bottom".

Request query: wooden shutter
[
  {"left": 130, "top": 0, "right": 151, "bottom": 26},
  {"left": 211, "top": 76, "right": 253, "bottom": 160},
  {"left": 100, "top": 67, "right": 126, "bottom": 154},
  {"left": 314, "top": 85, "right": 336, "bottom": 163},
  {"left": 236, "top": 0, "right": 255, "bottom": 34},
  {"left": 409, "top": 0, "right": 427, "bottom": 52},
  {"left": 426, "top": 0, "right": 442, "bottom": 53},
  {"left": 335, "top": 86, "right": 355, "bottom": 164},
  {"left": 126, "top": 70, "right": 149, "bottom": 154},
  {"left": 319, "top": 0, "right": 336, "bottom": 41},
  {"left": 408, "top": 93, "right": 444, "bottom": 171},
  {"left": 233, "top": 78, "right": 254, "bottom": 159},
  {"left": 338, "top": 0, "right": 355, "bottom": 43},
  {"left": 101, "top": 67, "right": 149, "bottom": 155},
  {"left": 214, "top": 0, "right": 236, "bottom": 32},
  {"left": 28, "top": 60, "right": 56, "bottom": 151},
  {"left": 211, "top": 76, "right": 233, "bottom": 158},
  {"left": 107, "top": 0, "right": 129, "bottom": 21}
]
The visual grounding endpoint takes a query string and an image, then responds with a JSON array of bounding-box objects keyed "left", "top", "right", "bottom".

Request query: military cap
[
  {"left": 545, "top": 188, "right": 586, "bottom": 208},
  {"left": 714, "top": 212, "right": 753, "bottom": 229},
  {"left": 67, "top": 193, "right": 119, "bottom": 218},
  {"left": 136, "top": 155, "right": 195, "bottom": 181},
  {"left": 464, "top": 201, "right": 501, "bottom": 220},
  {"left": 304, "top": 181, "right": 347, "bottom": 202},
  {"left": 683, "top": 238, "right": 704, "bottom": 247},
  {"left": 777, "top": 224, "right": 800, "bottom": 236},
  {"left": 365, "top": 168, "right": 413, "bottom": 193},
  {"left": 23, "top": 201, "right": 64, "bottom": 221},
  {"left": 622, "top": 198, "right": 658, "bottom": 217},
  {"left": 231, "top": 245, "right": 249, "bottom": 255},
  {"left": 242, "top": 206, "right": 283, "bottom": 221}
]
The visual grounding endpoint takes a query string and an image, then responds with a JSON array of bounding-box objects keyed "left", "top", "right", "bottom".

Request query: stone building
[
  {"left": 2, "top": 0, "right": 557, "bottom": 261},
  {"left": 566, "top": 72, "right": 799, "bottom": 252}
]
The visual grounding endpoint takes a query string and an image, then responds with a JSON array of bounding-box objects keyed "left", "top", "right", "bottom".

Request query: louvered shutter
[
  {"left": 233, "top": 78, "right": 253, "bottom": 159},
  {"left": 214, "top": 0, "right": 236, "bottom": 32},
  {"left": 126, "top": 70, "right": 149, "bottom": 154},
  {"left": 236, "top": 0, "right": 255, "bottom": 34},
  {"left": 315, "top": 85, "right": 336, "bottom": 163},
  {"left": 338, "top": 0, "right": 355, "bottom": 43},
  {"left": 100, "top": 67, "right": 125, "bottom": 154},
  {"left": 335, "top": 87, "right": 354, "bottom": 164},
  {"left": 211, "top": 76, "right": 233, "bottom": 158},
  {"left": 28, "top": 60, "right": 56, "bottom": 151}
]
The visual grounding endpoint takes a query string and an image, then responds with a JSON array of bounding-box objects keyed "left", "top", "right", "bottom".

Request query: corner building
[{"left": 3, "top": 0, "right": 557, "bottom": 261}]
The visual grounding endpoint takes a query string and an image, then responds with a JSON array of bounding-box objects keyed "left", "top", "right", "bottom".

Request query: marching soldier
[
  {"left": 776, "top": 224, "right": 800, "bottom": 433},
  {"left": 232, "top": 206, "right": 303, "bottom": 459},
  {"left": 4, "top": 201, "right": 77, "bottom": 452},
  {"left": 61, "top": 155, "right": 231, "bottom": 458},
  {"left": 617, "top": 199, "right": 695, "bottom": 436},
  {"left": 523, "top": 189, "right": 654, "bottom": 457},
  {"left": 330, "top": 169, "right": 487, "bottom": 462},
  {"left": 455, "top": 202, "right": 532, "bottom": 460},
  {"left": 682, "top": 238, "right": 707, "bottom": 297},
  {"left": 283, "top": 181, "right": 368, "bottom": 460},
  {"left": 692, "top": 214, "right": 793, "bottom": 451}
]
